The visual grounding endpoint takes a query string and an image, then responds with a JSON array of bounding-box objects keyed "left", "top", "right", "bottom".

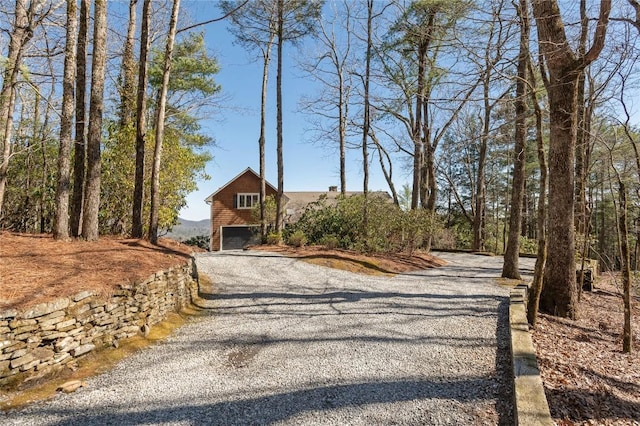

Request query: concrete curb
[{"left": 509, "top": 283, "right": 554, "bottom": 425}]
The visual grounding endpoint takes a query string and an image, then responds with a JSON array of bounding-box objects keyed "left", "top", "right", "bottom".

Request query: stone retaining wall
[{"left": 0, "top": 261, "right": 197, "bottom": 388}]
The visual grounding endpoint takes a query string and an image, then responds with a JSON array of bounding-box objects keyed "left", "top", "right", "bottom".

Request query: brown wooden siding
[{"left": 210, "top": 170, "right": 277, "bottom": 251}]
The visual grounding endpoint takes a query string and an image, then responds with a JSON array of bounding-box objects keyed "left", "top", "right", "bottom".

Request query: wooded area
[{"left": 0, "top": 1, "right": 638, "bottom": 337}]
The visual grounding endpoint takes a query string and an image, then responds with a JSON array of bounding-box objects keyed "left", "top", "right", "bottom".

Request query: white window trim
[{"left": 237, "top": 193, "right": 259, "bottom": 209}]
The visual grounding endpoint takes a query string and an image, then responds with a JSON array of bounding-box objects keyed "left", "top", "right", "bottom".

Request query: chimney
[{"left": 328, "top": 185, "right": 338, "bottom": 192}]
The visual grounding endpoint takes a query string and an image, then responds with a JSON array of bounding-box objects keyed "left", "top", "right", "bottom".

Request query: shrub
[
  {"left": 183, "top": 234, "right": 210, "bottom": 250},
  {"left": 319, "top": 234, "right": 339, "bottom": 250},
  {"left": 287, "top": 230, "right": 307, "bottom": 247},
  {"left": 519, "top": 236, "right": 538, "bottom": 255},
  {"left": 397, "top": 208, "right": 441, "bottom": 254},
  {"left": 250, "top": 194, "right": 277, "bottom": 227},
  {"left": 266, "top": 232, "right": 282, "bottom": 245},
  {"left": 432, "top": 227, "right": 457, "bottom": 250},
  {"left": 289, "top": 193, "right": 443, "bottom": 254}
]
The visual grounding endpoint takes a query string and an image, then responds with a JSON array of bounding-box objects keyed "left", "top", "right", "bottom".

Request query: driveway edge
[{"left": 509, "top": 284, "right": 554, "bottom": 426}]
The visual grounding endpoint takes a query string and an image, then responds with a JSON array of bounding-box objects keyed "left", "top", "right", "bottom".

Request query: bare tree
[
  {"left": 301, "top": 0, "right": 353, "bottom": 196},
  {"left": 380, "top": 0, "right": 477, "bottom": 217},
  {"left": 612, "top": 0, "right": 640, "bottom": 33},
  {"left": 53, "top": 0, "right": 78, "bottom": 240},
  {"left": 70, "top": 0, "right": 89, "bottom": 237},
  {"left": 575, "top": 0, "right": 590, "bottom": 242},
  {"left": 532, "top": 0, "right": 611, "bottom": 319},
  {"left": 222, "top": 0, "right": 278, "bottom": 242},
  {"left": 0, "top": 0, "right": 50, "bottom": 215},
  {"left": 132, "top": 0, "right": 152, "bottom": 238},
  {"left": 503, "top": 0, "right": 530, "bottom": 278},
  {"left": 273, "top": 0, "right": 323, "bottom": 235},
  {"left": 469, "top": 0, "right": 512, "bottom": 252},
  {"left": 149, "top": 0, "right": 181, "bottom": 244},
  {"left": 369, "top": 127, "right": 399, "bottom": 204},
  {"left": 399, "top": 3, "right": 437, "bottom": 210},
  {"left": 617, "top": 178, "right": 632, "bottom": 353},
  {"left": 527, "top": 55, "right": 549, "bottom": 326},
  {"left": 118, "top": 0, "right": 139, "bottom": 127},
  {"left": 615, "top": 74, "right": 637, "bottom": 352},
  {"left": 361, "top": 0, "right": 373, "bottom": 228},
  {"left": 275, "top": 0, "right": 284, "bottom": 236},
  {"left": 82, "top": 0, "right": 108, "bottom": 241}
]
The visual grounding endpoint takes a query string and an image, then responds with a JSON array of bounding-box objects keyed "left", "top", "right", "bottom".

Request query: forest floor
[
  {"left": 1, "top": 231, "right": 639, "bottom": 424},
  {"left": 532, "top": 274, "right": 640, "bottom": 425},
  {"left": 0, "top": 232, "right": 195, "bottom": 311}
]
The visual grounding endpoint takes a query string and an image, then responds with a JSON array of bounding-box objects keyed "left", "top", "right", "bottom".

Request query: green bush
[
  {"left": 288, "top": 193, "right": 442, "bottom": 254},
  {"left": 287, "top": 230, "right": 307, "bottom": 247},
  {"left": 250, "top": 194, "right": 277, "bottom": 227},
  {"left": 319, "top": 234, "right": 340, "bottom": 250},
  {"left": 444, "top": 222, "right": 472, "bottom": 250},
  {"left": 266, "top": 232, "right": 282, "bottom": 245},
  {"left": 183, "top": 234, "right": 210, "bottom": 250},
  {"left": 432, "top": 227, "right": 457, "bottom": 250},
  {"left": 519, "top": 236, "right": 538, "bottom": 255},
  {"left": 397, "top": 208, "right": 441, "bottom": 254}
]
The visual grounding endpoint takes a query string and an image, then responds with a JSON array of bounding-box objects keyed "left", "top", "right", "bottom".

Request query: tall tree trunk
[
  {"left": 20, "top": 102, "right": 32, "bottom": 231},
  {"left": 412, "top": 43, "right": 426, "bottom": 210},
  {"left": 32, "top": 93, "right": 42, "bottom": 229},
  {"left": 149, "top": 0, "right": 180, "bottom": 244},
  {"left": 362, "top": 0, "right": 373, "bottom": 231},
  {"left": 472, "top": 67, "right": 492, "bottom": 252},
  {"left": 82, "top": 0, "right": 108, "bottom": 241},
  {"left": 527, "top": 57, "right": 548, "bottom": 326},
  {"left": 119, "top": 0, "right": 138, "bottom": 127},
  {"left": 132, "top": 0, "right": 152, "bottom": 238},
  {"left": 371, "top": 129, "right": 399, "bottom": 205},
  {"left": 617, "top": 180, "right": 633, "bottom": 353},
  {"left": 503, "top": 0, "right": 530, "bottom": 278},
  {"left": 420, "top": 99, "right": 430, "bottom": 210},
  {"left": 532, "top": 0, "right": 611, "bottom": 318},
  {"left": 0, "top": 88, "right": 17, "bottom": 219},
  {"left": 71, "top": 0, "right": 89, "bottom": 237},
  {"left": 39, "top": 97, "right": 52, "bottom": 233},
  {"left": 574, "top": 0, "right": 588, "bottom": 238},
  {"left": 54, "top": 0, "right": 78, "bottom": 240},
  {"left": 339, "top": 66, "right": 347, "bottom": 196},
  {"left": 259, "top": 37, "right": 274, "bottom": 242},
  {"left": 425, "top": 140, "right": 437, "bottom": 213},
  {"left": 618, "top": 61, "right": 637, "bottom": 348},
  {"left": 411, "top": 9, "right": 436, "bottom": 210},
  {"left": 540, "top": 69, "right": 579, "bottom": 318},
  {"left": 274, "top": 0, "right": 284, "bottom": 237},
  {"left": 472, "top": 134, "right": 488, "bottom": 251},
  {"left": 0, "top": 0, "right": 33, "bottom": 216}
]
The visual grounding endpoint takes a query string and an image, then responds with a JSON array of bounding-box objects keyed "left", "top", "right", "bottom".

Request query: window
[{"left": 237, "top": 193, "right": 259, "bottom": 209}]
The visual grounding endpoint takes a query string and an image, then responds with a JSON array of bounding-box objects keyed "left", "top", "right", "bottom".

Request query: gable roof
[
  {"left": 283, "top": 190, "right": 360, "bottom": 210},
  {"left": 283, "top": 190, "right": 390, "bottom": 222},
  {"left": 204, "top": 167, "right": 278, "bottom": 204},
  {"left": 204, "top": 167, "right": 390, "bottom": 210}
]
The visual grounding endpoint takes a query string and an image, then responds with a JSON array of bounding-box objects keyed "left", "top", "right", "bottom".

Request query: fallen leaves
[
  {"left": 0, "top": 232, "right": 195, "bottom": 311},
  {"left": 532, "top": 274, "right": 640, "bottom": 425}
]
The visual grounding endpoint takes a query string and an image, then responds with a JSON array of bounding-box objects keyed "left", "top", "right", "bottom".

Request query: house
[
  {"left": 204, "top": 167, "right": 375, "bottom": 251},
  {"left": 204, "top": 168, "right": 277, "bottom": 251}
]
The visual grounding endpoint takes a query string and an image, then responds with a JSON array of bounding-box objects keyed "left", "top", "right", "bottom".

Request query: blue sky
[
  {"left": 175, "top": 1, "right": 640, "bottom": 221},
  {"left": 178, "top": 2, "right": 402, "bottom": 220}
]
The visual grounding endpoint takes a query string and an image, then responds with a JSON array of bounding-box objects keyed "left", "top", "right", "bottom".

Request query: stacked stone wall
[{"left": 0, "top": 261, "right": 197, "bottom": 387}]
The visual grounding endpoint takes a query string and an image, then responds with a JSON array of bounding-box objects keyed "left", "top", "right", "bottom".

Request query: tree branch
[{"left": 177, "top": 0, "right": 249, "bottom": 34}]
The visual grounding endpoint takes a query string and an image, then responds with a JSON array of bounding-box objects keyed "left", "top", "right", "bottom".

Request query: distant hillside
[{"left": 166, "top": 218, "right": 210, "bottom": 241}]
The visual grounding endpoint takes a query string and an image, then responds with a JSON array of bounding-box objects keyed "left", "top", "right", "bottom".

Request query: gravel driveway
[{"left": 2, "top": 251, "right": 534, "bottom": 425}]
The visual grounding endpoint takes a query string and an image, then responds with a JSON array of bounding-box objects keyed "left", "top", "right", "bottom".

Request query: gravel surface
[{"left": 2, "top": 251, "right": 534, "bottom": 426}]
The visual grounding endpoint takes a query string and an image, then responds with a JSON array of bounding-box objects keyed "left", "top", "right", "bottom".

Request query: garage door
[{"left": 221, "top": 226, "right": 259, "bottom": 250}]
